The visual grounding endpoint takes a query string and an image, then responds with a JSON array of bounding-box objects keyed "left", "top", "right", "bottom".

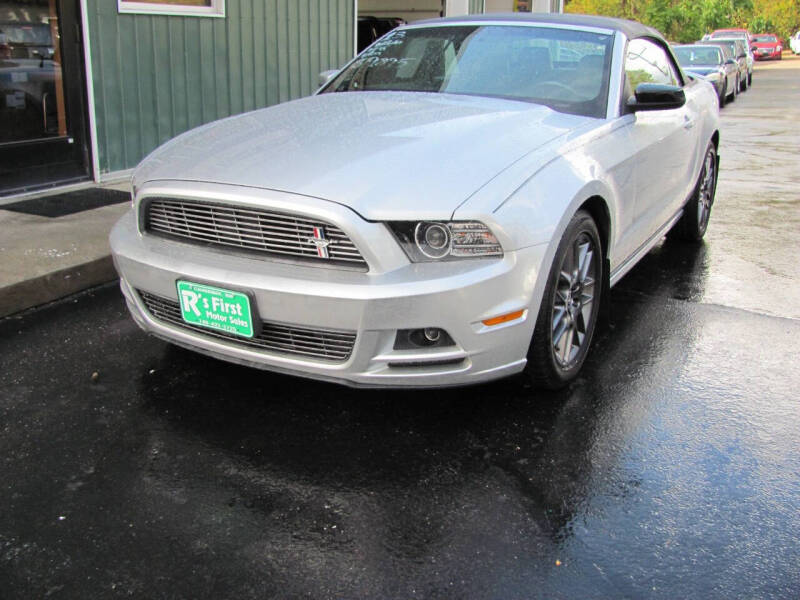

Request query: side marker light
[{"left": 482, "top": 310, "right": 525, "bottom": 327}]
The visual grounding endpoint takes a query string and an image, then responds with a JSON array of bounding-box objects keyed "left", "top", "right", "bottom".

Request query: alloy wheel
[
  {"left": 697, "top": 148, "right": 716, "bottom": 228},
  {"left": 551, "top": 232, "right": 596, "bottom": 368}
]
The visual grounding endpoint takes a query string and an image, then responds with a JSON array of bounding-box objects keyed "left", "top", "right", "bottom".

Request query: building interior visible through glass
[{"left": 0, "top": 0, "right": 67, "bottom": 144}]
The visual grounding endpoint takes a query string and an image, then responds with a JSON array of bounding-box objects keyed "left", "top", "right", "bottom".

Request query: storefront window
[{"left": 0, "top": 0, "right": 67, "bottom": 144}]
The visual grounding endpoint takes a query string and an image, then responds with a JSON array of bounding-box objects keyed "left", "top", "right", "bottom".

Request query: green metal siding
[
  {"left": 469, "top": 0, "right": 485, "bottom": 14},
  {"left": 86, "top": 0, "right": 354, "bottom": 174}
]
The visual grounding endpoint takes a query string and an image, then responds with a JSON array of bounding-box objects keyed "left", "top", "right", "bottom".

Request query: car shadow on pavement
[{"left": 129, "top": 238, "right": 710, "bottom": 555}]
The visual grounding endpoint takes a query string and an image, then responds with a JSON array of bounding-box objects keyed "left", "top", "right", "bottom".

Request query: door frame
[{"left": 79, "top": 0, "right": 100, "bottom": 183}]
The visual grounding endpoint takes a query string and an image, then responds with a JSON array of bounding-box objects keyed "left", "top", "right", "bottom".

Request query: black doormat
[{"left": 0, "top": 188, "right": 129, "bottom": 218}]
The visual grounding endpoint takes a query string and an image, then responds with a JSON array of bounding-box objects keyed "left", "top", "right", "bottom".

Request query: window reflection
[
  {"left": 625, "top": 39, "right": 678, "bottom": 89},
  {"left": 0, "top": 0, "right": 67, "bottom": 144}
]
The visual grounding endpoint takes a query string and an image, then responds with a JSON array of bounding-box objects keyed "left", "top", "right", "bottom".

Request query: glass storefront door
[{"left": 0, "top": 0, "right": 90, "bottom": 195}]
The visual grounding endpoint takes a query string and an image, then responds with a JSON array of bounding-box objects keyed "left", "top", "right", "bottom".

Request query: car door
[
  {"left": 623, "top": 38, "right": 701, "bottom": 253},
  {"left": 720, "top": 46, "right": 738, "bottom": 94}
]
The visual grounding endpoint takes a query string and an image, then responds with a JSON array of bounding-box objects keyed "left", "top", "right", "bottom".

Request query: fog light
[
  {"left": 424, "top": 328, "right": 441, "bottom": 342},
  {"left": 394, "top": 328, "right": 455, "bottom": 349}
]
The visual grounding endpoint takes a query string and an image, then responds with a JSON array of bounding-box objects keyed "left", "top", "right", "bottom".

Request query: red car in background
[{"left": 751, "top": 33, "right": 783, "bottom": 60}]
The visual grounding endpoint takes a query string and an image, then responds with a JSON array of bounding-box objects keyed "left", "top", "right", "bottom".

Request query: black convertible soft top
[{"left": 415, "top": 12, "right": 664, "bottom": 41}]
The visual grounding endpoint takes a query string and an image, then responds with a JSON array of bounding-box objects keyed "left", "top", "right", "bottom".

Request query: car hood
[
  {"left": 134, "top": 91, "right": 595, "bottom": 220},
  {"left": 684, "top": 66, "right": 721, "bottom": 76}
]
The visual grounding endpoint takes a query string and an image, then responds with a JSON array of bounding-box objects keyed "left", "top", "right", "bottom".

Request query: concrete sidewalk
[{"left": 0, "top": 182, "right": 129, "bottom": 318}]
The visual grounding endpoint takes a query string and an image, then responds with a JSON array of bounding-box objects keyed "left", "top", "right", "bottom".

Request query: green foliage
[
  {"left": 564, "top": 0, "right": 800, "bottom": 41},
  {"left": 748, "top": 15, "right": 777, "bottom": 33}
]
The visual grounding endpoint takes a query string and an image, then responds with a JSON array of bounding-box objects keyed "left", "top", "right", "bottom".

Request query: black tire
[
  {"left": 748, "top": 72, "right": 753, "bottom": 86},
  {"left": 668, "top": 142, "right": 718, "bottom": 242},
  {"left": 740, "top": 73, "right": 747, "bottom": 92},
  {"left": 718, "top": 80, "right": 726, "bottom": 108},
  {"left": 526, "top": 210, "right": 603, "bottom": 390}
]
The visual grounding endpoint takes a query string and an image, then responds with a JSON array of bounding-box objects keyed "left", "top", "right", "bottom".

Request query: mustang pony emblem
[{"left": 308, "top": 226, "right": 332, "bottom": 258}]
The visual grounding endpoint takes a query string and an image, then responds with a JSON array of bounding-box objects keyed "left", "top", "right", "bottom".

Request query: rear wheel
[
  {"left": 748, "top": 72, "right": 753, "bottom": 86},
  {"left": 526, "top": 210, "right": 603, "bottom": 389},
  {"left": 740, "top": 73, "right": 747, "bottom": 92},
  {"left": 668, "top": 142, "right": 717, "bottom": 242}
]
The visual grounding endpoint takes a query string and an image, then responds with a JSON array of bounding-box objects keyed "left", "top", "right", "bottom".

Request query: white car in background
[
  {"left": 790, "top": 31, "right": 800, "bottom": 54},
  {"left": 111, "top": 14, "right": 720, "bottom": 389}
]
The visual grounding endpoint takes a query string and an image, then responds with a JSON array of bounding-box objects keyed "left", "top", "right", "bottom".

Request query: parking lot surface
[{"left": 1, "top": 59, "right": 799, "bottom": 599}]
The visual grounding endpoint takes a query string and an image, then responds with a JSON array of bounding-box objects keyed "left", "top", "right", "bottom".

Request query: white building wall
[
  {"left": 358, "top": 0, "right": 442, "bottom": 22},
  {"left": 445, "top": 0, "right": 470, "bottom": 16},
  {"left": 485, "top": 0, "right": 557, "bottom": 11}
]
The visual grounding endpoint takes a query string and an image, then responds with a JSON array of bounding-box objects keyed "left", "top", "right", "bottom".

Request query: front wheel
[
  {"left": 526, "top": 210, "right": 603, "bottom": 389},
  {"left": 668, "top": 142, "right": 717, "bottom": 242},
  {"left": 718, "top": 79, "right": 727, "bottom": 108}
]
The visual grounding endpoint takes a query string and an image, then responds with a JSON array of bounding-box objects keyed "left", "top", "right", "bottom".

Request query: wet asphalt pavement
[{"left": 2, "top": 61, "right": 800, "bottom": 599}]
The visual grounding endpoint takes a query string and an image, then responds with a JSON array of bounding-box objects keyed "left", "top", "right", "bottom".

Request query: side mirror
[
  {"left": 725, "top": 58, "right": 738, "bottom": 65},
  {"left": 627, "top": 83, "right": 686, "bottom": 112},
  {"left": 318, "top": 69, "right": 339, "bottom": 88}
]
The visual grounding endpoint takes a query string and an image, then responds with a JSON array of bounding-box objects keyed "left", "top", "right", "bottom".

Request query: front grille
[
  {"left": 138, "top": 290, "right": 356, "bottom": 362},
  {"left": 143, "top": 197, "right": 368, "bottom": 269}
]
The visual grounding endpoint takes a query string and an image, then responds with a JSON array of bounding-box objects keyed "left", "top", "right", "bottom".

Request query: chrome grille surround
[
  {"left": 137, "top": 290, "right": 357, "bottom": 362},
  {"left": 142, "top": 197, "right": 368, "bottom": 270}
]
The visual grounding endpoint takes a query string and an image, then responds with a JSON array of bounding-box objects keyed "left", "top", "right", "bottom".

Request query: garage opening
[
  {"left": 357, "top": 2, "right": 446, "bottom": 53},
  {"left": 356, "top": 1, "right": 562, "bottom": 54}
]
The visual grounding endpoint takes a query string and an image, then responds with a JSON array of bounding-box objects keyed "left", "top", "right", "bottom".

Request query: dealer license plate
[{"left": 176, "top": 280, "right": 254, "bottom": 338}]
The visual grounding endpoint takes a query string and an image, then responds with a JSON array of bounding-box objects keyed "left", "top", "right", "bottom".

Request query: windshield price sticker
[{"left": 177, "top": 281, "right": 254, "bottom": 338}]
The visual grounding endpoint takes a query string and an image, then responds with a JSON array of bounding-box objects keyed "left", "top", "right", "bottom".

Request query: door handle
[{"left": 683, "top": 115, "right": 695, "bottom": 130}]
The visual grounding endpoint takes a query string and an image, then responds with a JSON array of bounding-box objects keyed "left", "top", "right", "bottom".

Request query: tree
[{"left": 563, "top": 0, "right": 774, "bottom": 41}]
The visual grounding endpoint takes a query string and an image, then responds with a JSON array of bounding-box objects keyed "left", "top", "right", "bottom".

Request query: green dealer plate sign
[{"left": 177, "top": 281, "right": 254, "bottom": 338}]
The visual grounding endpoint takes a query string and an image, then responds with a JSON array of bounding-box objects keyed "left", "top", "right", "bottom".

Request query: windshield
[
  {"left": 675, "top": 46, "right": 722, "bottom": 66},
  {"left": 707, "top": 40, "right": 738, "bottom": 54},
  {"left": 752, "top": 35, "right": 777, "bottom": 43},
  {"left": 322, "top": 25, "right": 614, "bottom": 118}
]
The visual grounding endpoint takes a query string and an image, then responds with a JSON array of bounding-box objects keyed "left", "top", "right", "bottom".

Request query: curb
[{"left": 0, "top": 256, "right": 118, "bottom": 318}]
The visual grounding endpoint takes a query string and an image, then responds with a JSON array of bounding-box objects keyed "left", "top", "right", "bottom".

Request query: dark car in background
[
  {"left": 751, "top": 33, "right": 782, "bottom": 60},
  {"left": 674, "top": 44, "right": 738, "bottom": 106},
  {"left": 698, "top": 38, "right": 749, "bottom": 91}
]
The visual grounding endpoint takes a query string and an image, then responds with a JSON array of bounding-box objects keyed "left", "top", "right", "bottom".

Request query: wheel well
[
  {"left": 579, "top": 196, "right": 610, "bottom": 257},
  {"left": 578, "top": 196, "right": 612, "bottom": 325}
]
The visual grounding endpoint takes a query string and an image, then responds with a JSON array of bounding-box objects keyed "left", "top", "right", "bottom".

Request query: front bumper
[
  {"left": 110, "top": 202, "right": 549, "bottom": 388},
  {"left": 754, "top": 49, "right": 781, "bottom": 60}
]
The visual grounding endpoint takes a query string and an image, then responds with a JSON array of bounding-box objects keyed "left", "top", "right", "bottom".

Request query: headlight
[{"left": 387, "top": 221, "right": 503, "bottom": 262}]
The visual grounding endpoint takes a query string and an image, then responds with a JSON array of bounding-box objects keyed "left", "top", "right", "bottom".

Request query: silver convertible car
[{"left": 110, "top": 14, "right": 720, "bottom": 389}]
